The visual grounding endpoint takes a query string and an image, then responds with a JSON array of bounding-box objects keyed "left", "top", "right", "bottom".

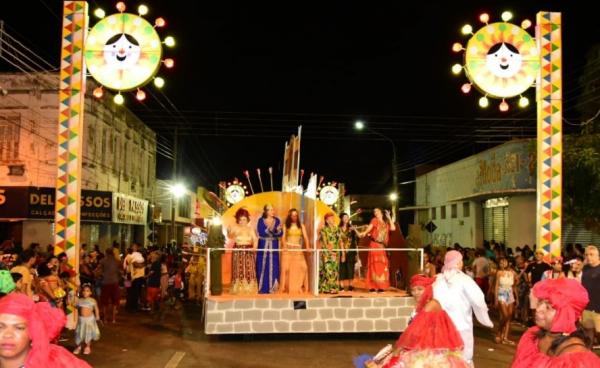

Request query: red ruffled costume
[
  {"left": 0, "top": 293, "right": 91, "bottom": 368},
  {"left": 512, "top": 278, "right": 600, "bottom": 368},
  {"left": 379, "top": 275, "right": 468, "bottom": 368},
  {"left": 394, "top": 275, "right": 463, "bottom": 351}
]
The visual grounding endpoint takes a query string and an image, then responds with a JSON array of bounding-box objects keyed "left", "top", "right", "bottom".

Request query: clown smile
[
  {"left": 500, "top": 64, "right": 509, "bottom": 70},
  {"left": 116, "top": 54, "right": 127, "bottom": 62}
]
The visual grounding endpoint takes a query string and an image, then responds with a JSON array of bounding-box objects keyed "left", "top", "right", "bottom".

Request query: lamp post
[
  {"left": 354, "top": 120, "right": 398, "bottom": 216},
  {"left": 169, "top": 182, "right": 186, "bottom": 246}
]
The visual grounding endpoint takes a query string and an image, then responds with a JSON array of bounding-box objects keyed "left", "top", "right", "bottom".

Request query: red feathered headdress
[{"left": 532, "top": 278, "right": 589, "bottom": 334}]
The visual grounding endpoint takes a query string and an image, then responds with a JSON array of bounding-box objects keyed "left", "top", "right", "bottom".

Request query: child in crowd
[{"left": 73, "top": 284, "right": 101, "bottom": 355}]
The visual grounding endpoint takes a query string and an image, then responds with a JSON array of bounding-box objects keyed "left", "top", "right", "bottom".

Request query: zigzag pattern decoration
[
  {"left": 536, "top": 12, "right": 562, "bottom": 257},
  {"left": 54, "top": 1, "right": 88, "bottom": 276}
]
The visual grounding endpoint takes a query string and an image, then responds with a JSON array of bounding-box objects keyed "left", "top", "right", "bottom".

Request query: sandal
[
  {"left": 83, "top": 346, "right": 91, "bottom": 355},
  {"left": 502, "top": 339, "right": 516, "bottom": 346},
  {"left": 73, "top": 346, "right": 81, "bottom": 355}
]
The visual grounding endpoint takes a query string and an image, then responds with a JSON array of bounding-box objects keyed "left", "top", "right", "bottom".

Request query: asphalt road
[{"left": 73, "top": 302, "right": 524, "bottom": 368}]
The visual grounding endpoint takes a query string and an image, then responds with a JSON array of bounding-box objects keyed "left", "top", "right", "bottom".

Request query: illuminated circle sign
[
  {"left": 225, "top": 184, "right": 246, "bottom": 204},
  {"left": 464, "top": 22, "right": 538, "bottom": 98},
  {"left": 319, "top": 185, "right": 339, "bottom": 206},
  {"left": 85, "top": 13, "right": 162, "bottom": 91}
]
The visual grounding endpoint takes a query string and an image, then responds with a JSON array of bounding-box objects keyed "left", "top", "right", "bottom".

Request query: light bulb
[
  {"left": 519, "top": 96, "right": 529, "bottom": 108},
  {"left": 164, "top": 36, "right": 175, "bottom": 47},
  {"left": 461, "top": 24, "right": 473, "bottom": 35},
  {"left": 501, "top": 11, "right": 513, "bottom": 22},
  {"left": 136, "top": 89, "right": 146, "bottom": 101},
  {"left": 116, "top": 2, "right": 126, "bottom": 12},
  {"left": 452, "top": 42, "right": 463, "bottom": 52},
  {"left": 521, "top": 19, "right": 532, "bottom": 29},
  {"left": 154, "top": 77, "right": 165, "bottom": 88},
  {"left": 479, "top": 96, "right": 489, "bottom": 108},
  {"left": 451, "top": 64, "right": 463, "bottom": 75},
  {"left": 138, "top": 5, "right": 149, "bottom": 15},
  {"left": 114, "top": 94, "right": 124, "bottom": 105},
  {"left": 461, "top": 83, "right": 472, "bottom": 94},
  {"left": 92, "top": 87, "right": 103, "bottom": 99},
  {"left": 163, "top": 58, "right": 174, "bottom": 68},
  {"left": 155, "top": 17, "right": 166, "bottom": 27},
  {"left": 479, "top": 13, "right": 490, "bottom": 23},
  {"left": 94, "top": 8, "right": 106, "bottom": 19},
  {"left": 499, "top": 100, "right": 509, "bottom": 112}
]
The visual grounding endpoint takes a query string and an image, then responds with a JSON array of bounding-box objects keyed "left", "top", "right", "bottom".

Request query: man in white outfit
[{"left": 433, "top": 250, "right": 493, "bottom": 366}]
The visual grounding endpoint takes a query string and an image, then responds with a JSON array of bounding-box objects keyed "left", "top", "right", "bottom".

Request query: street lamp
[
  {"left": 354, "top": 120, "right": 398, "bottom": 218},
  {"left": 169, "top": 182, "right": 186, "bottom": 246}
]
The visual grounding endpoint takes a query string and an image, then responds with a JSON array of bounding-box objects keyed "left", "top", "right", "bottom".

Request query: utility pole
[{"left": 171, "top": 125, "right": 178, "bottom": 246}]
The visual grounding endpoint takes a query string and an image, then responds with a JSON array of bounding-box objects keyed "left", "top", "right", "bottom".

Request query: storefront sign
[
  {"left": 0, "top": 187, "right": 112, "bottom": 221},
  {"left": 112, "top": 193, "right": 148, "bottom": 225}
]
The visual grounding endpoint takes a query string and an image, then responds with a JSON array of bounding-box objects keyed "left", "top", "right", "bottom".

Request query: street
[{"left": 79, "top": 303, "right": 520, "bottom": 368}]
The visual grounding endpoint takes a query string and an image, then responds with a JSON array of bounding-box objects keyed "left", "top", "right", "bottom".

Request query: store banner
[
  {"left": 0, "top": 187, "right": 29, "bottom": 218},
  {"left": 112, "top": 193, "right": 148, "bottom": 225},
  {"left": 0, "top": 187, "right": 112, "bottom": 221}
]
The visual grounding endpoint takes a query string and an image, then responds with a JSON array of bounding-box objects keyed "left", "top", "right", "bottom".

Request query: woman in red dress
[
  {"left": 359, "top": 208, "right": 395, "bottom": 292},
  {"left": 511, "top": 278, "right": 600, "bottom": 368},
  {"left": 358, "top": 274, "right": 469, "bottom": 368}
]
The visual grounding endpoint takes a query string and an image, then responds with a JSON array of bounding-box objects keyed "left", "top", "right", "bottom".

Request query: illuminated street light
[
  {"left": 169, "top": 183, "right": 186, "bottom": 198},
  {"left": 354, "top": 120, "right": 365, "bottom": 130},
  {"left": 389, "top": 193, "right": 398, "bottom": 201}
]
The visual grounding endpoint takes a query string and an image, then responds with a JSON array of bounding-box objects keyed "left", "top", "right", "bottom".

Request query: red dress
[
  {"left": 512, "top": 327, "right": 600, "bottom": 368},
  {"left": 367, "top": 218, "right": 390, "bottom": 289},
  {"left": 379, "top": 303, "right": 468, "bottom": 368}
]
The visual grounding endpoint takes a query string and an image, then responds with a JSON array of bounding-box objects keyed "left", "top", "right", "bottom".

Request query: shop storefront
[{"left": 0, "top": 186, "right": 147, "bottom": 251}]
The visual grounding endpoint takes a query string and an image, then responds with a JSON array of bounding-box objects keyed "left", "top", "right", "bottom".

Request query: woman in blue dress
[{"left": 256, "top": 204, "right": 283, "bottom": 293}]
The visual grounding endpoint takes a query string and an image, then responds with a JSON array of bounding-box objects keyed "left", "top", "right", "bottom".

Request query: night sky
[{"left": 1, "top": 1, "right": 598, "bottom": 200}]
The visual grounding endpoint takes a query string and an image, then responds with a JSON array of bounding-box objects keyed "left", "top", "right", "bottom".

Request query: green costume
[{"left": 319, "top": 225, "right": 342, "bottom": 293}]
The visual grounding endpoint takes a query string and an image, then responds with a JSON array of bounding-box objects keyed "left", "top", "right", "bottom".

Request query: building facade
[
  {"left": 0, "top": 72, "right": 156, "bottom": 250},
  {"left": 413, "top": 140, "right": 537, "bottom": 248}
]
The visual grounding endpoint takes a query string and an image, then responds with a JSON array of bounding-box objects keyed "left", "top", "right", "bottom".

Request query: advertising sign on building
[
  {"left": 112, "top": 193, "right": 148, "bottom": 225},
  {"left": 0, "top": 187, "right": 112, "bottom": 221}
]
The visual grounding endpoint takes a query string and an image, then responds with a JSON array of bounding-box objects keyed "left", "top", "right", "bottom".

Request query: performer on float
[
  {"left": 256, "top": 204, "right": 283, "bottom": 294},
  {"left": 228, "top": 208, "right": 258, "bottom": 294},
  {"left": 319, "top": 212, "right": 343, "bottom": 294},
  {"left": 512, "top": 278, "right": 600, "bottom": 367},
  {"left": 433, "top": 250, "right": 494, "bottom": 365},
  {"left": 339, "top": 212, "right": 358, "bottom": 292},
  {"left": 280, "top": 208, "right": 310, "bottom": 294},
  {"left": 358, "top": 208, "right": 395, "bottom": 292},
  {"left": 355, "top": 274, "right": 469, "bottom": 368}
]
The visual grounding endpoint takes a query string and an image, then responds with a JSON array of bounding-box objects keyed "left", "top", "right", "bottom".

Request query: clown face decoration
[
  {"left": 103, "top": 33, "right": 141, "bottom": 70},
  {"left": 485, "top": 42, "right": 523, "bottom": 79}
]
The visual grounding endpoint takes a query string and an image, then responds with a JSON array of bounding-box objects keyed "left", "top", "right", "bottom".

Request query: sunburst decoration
[
  {"left": 452, "top": 11, "right": 539, "bottom": 112},
  {"left": 85, "top": 2, "right": 175, "bottom": 105}
]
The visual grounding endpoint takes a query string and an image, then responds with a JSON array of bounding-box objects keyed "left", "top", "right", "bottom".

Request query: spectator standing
[{"left": 582, "top": 245, "right": 600, "bottom": 348}]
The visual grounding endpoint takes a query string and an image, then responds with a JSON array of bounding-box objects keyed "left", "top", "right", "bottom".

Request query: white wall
[{"left": 507, "top": 195, "right": 536, "bottom": 247}]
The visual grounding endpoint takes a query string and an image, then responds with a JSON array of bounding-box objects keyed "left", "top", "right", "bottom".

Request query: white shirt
[{"left": 433, "top": 269, "right": 494, "bottom": 331}]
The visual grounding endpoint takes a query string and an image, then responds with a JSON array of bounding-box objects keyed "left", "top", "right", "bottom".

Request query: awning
[
  {"left": 396, "top": 205, "right": 430, "bottom": 212},
  {"left": 448, "top": 188, "right": 535, "bottom": 202}
]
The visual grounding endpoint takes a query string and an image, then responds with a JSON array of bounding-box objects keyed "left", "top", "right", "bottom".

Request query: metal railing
[{"left": 202, "top": 247, "right": 424, "bottom": 297}]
